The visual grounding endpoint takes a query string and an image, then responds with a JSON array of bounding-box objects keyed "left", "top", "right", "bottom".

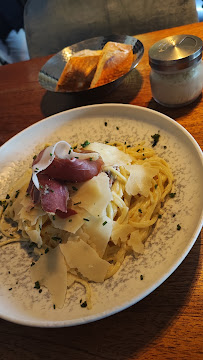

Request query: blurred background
[{"left": 0, "top": 0, "right": 202, "bottom": 66}]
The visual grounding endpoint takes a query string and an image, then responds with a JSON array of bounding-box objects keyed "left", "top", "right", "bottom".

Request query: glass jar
[{"left": 149, "top": 35, "right": 203, "bottom": 107}]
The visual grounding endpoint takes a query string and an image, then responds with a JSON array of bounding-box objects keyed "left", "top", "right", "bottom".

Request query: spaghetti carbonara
[{"left": 0, "top": 140, "right": 173, "bottom": 309}]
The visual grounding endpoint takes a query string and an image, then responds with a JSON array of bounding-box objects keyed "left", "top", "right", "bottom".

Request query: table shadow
[
  {"left": 0, "top": 232, "right": 201, "bottom": 360},
  {"left": 40, "top": 69, "right": 143, "bottom": 117},
  {"left": 147, "top": 94, "right": 202, "bottom": 120}
]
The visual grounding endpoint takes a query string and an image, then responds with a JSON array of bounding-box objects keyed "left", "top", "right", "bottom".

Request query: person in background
[{"left": 0, "top": 0, "right": 29, "bottom": 64}]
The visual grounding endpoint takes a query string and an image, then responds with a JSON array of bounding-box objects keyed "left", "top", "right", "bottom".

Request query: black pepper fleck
[{"left": 80, "top": 301, "right": 87, "bottom": 308}]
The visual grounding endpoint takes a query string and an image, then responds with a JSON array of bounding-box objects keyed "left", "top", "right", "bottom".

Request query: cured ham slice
[
  {"left": 41, "top": 156, "right": 103, "bottom": 183},
  {"left": 27, "top": 174, "right": 69, "bottom": 214},
  {"left": 55, "top": 208, "right": 77, "bottom": 218},
  {"left": 32, "top": 141, "right": 103, "bottom": 189},
  {"left": 38, "top": 174, "right": 69, "bottom": 214}
]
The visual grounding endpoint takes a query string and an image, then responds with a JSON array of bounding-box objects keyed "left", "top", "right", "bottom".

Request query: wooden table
[{"left": 0, "top": 22, "right": 202, "bottom": 360}]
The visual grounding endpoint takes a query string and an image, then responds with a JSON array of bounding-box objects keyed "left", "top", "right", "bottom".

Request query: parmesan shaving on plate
[
  {"left": 31, "top": 246, "right": 67, "bottom": 308},
  {"left": 86, "top": 142, "right": 133, "bottom": 166},
  {"left": 125, "top": 164, "right": 159, "bottom": 197},
  {"left": 71, "top": 172, "right": 113, "bottom": 217},
  {"left": 60, "top": 238, "right": 110, "bottom": 282},
  {"left": 0, "top": 140, "right": 174, "bottom": 310}
]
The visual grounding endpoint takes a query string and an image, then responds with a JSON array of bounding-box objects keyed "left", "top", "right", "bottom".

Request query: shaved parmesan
[
  {"left": 25, "top": 228, "right": 42, "bottom": 247},
  {"left": 72, "top": 172, "right": 112, "bottom": 217},
  {"left": 19, "top": 204, "right": 46, "bottom": 226},
  {"left": 128, "top": 231, "right": 145, "bottom": 254},
  {"left": 60, "top": 238, "right": 110, "bottom": 282},
  {"left": 86, "top": 142, "right": 132, "bottom": 166},
  {"left": 111, "top": 222, "right": 135, "bottom": 245},
  {"left": 31, "top": 246, "right": 67, "bottom": 308},
  {"left": 125, "top": 165, "right": 158, "bottom": 197},
  {"left": 82, "top": 215, "right": 112, "bottom": 257},
  {"left": 50, "top": 212, "right": 85, "bottom": 234}
]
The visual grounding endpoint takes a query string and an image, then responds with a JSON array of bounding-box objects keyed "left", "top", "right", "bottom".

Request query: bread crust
[
  {"left": 56, "top": 50, "right": 101, "bottom": 92},
  {"left": 55, "top": 42, "right": 133, "bottom": 92},
  {"left": 90, "top": 42, "right": 133, "bottom": 88}
]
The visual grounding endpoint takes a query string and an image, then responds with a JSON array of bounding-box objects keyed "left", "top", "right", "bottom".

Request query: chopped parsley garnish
[
  {"left": 3, "top": 203, "right": 8, "bottom": 212},
  {"left": 34, "top": 281, "right": 40, "bottom": 289},
  {"left": 68, "top": 149, "right": 71, "bottom": 154},
  {"left": 80, "top": 300, "right": 87, "bottom": 308},
  {"left": 52, "top": 236, "right": 62, "bottom": 241},
  {"left": 158, "top": 214, "right": 162, "bottom": 219},
  {"left": 31, "top": 262, "right": 35, "bottom": 267},
  {"left": 0, "top": 235, "right": 3, "bottom": 240},
  {"left": 81, "top": 140, "right": 90, "bottom": 148},
  {"left": 50, "top": 153, "right": 52, "bottom": 156},
  {"left": 155, "top": 184, "right": 158, "bottom": 189},
  {"left": 72, "top": 186, "right": 78, "bottom": 191},
  {"left": 140, "top": 275, "right": 143, "bottom": 280},
  {"left": 172, "top": 214, "right": 176, "bottom": 217},
  {"left": 75, "top": 156, "right": 79, "bottom": 159},
  {"left": 53, "top": 304, "right": 56, "bottom": 309},
  {"left": 169, "top": 193, "right": 176, "bottom": 198},
  {"left": 137, "top": 149, "right": 140, "bottom": 152},
  {"left": 6, "top": 194, "right": 10, "bottom": 199},
  {"left": 104, "top": 122, "right": 107, "bottom": 126},
  {"left": 73, "top": 145, "right": 77, "bottom": 149},
  {"left": 9, "top": 288, "right": 12, "bottom": 291},
  {"left": 39, "top": 289, "right": 42, "bottom": 293},
  {"left": 52, "top": 215, "right": 55, "bottom": 220},
  {"left": 74, "top": 202, "right": 81, "bottom": 205},
  {"left": 89, "top": 157, "right": 93, "bottom": 161},
  {"left": 138, "top": 208, "right": 142, "bottom": 213},
  {"left": 33, "top": 155, "right": 37, "bottom": 160},
  {"left": 177, "top": 224, "right": 181, "bottom": 231},
  {"left": 116, "top": 126, "right": 119, "bottom": 130},
  {"left": 69, "top": 219, "right": 72, "bottom": 222},
  {"left": 127, "top": 145, "right": 131, "bottom": 148},
  {"left": 151, "top": 133, "right": 160, "bottom": 147},
  {"left": 83, "top": 218, "right": 90, "bottom": 221},
  {"left": 49, "top": 189, "right": 54, "bottom": 193},
  {"left": 164, "top": 146, "right": 167, "bottom": 149},
  {"left": 45, "top": 248, "right": 49, "bottom": 254},
  {"left": 39, "top": 185, "right": 43, "bottom": 189},
  {"left": 15, "top": 190, "right": 20, "bottom": 198},
  {"left": 102, "top": 221, "right": 107, "bottom": 226}
]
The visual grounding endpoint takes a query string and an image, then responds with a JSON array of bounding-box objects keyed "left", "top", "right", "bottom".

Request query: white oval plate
[{"left": 0, "top": 104, "right": 202, "bottom": 328}]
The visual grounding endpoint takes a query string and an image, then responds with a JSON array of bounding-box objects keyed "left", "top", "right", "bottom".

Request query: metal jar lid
[{"left": 149, "top": 34, "right": 203, "bottom": 71}]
